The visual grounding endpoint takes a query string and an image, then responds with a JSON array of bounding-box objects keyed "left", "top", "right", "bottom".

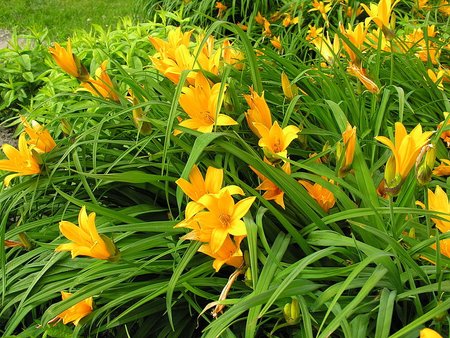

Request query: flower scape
[{"left": 1, "top": 0, "right": 450, "bottom": 336}]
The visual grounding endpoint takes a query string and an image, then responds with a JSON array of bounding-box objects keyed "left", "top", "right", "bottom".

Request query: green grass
[{"left": 0, "top": 0, "right": 143, "bottom": 40}]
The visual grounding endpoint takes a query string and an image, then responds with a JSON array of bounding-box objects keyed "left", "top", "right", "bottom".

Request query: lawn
[{"left": 0, "top": 0, "right": 142, "bottom": 40}]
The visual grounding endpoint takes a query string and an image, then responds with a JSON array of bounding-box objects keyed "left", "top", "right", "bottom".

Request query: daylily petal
[{"left": 232, "top": 196, "right": 256, "bottom": 220}]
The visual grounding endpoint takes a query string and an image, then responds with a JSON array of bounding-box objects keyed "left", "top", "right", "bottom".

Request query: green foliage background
[{"left": 1, "top": 0, "right": 450, "bottom": 337}]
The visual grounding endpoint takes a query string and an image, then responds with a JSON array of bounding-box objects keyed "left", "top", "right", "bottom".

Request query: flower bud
[
  {"left": 283, "top": 298, "right": 300, "bottom": 325},
  {"left": 281, "top": 72, "right": 298, "bottom": 100},
  {"left": 416, "top": 144, "right": 435, "bottom": 186},
  {"left": 244, "top": 267, "right": 253, "bottom": 288}
]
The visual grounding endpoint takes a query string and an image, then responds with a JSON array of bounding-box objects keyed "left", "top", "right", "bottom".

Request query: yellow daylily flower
[
  {"left": 244, "top": 88, "right": 273, "bottom": 138},
  {"left": 424, "top": 185, "right": 450, "bottom": 233},
  {"left": 427, "top": 68, "right": 446, "bottom": 90},
  {"left": 271, "top": 36, "right": 282, "bottom": 50},
  {"left": 255, "top": 11, "right": 266, "bottom": 25},
  {"left": 0, "top": 133, "right": 40, "bottom": 187},
  {"left": 80, "top": 61, "right": 119, "bottom": 101},
  {"left": 433, "top": 159, "right": 450, "bottom": 176},
  {"left": 299, "top": 178, "right": 336, "bottom": 212},
  {"left": 309, "top": 0, "right": 332, "bottom": 22},
  {"left": 54, "top": 292, "right": 93, "bottom": 326},
  {"left": 345, "top": 3, "right": 364, "bottom": 17},
  {"left": 178, "top": 73, "right": 237, "bottom": 133},
  {"left": 55, "top": 206, "right": 119, "bottom": 261},
  {"left": 365, "top": 28, "right": 391, "bottom": 52},
  {"left": 198, "top": 235, "right": 245, "bottom": 271},
  {"left": 339, "top": 22, "right": 367, "bottom": 64},
  {"left": 251, "top": 160, "right": 291, "bottom": 209},
  {"left": 439, "top": 0, "right": 450, "bottom": 15},
  {"left": 150, "top": 30, "right": 221, "bottom": 85},
  {"left": 306, "top": 25, "right": 324, "bottom": 42},
  {"left": 195, "top": 192, "right": 255, "bottom": 253},
  {"left": 175, "top": 201, "right": 212, "bottom": 242},
  {"left": 436, "top": 112, "right": 450, "bottom": 147},
  {"left": 310, "top": 32, "right": 341, "bottom": 65},
  {"left": 254, "top": 121, "right": 300, "bottom": 160},
  {"left": 361, "top": 0, "right": 398, "bottom": 36},
  {"left": 176, "top": 164, "right": 244, "bottom": 202},
  {"left": 420, "top": 328, "right": 444, "bottom": 338},
  {"left": 282, "top": 14, "right": 299, "bottom": 27},
  {"left": 375, "top": 122, "right": 432, "bottom": 190},
  {"left": 347, "top": 63, "right": 380, "bottom": 94},
  {"left": 149, "top": 28, "right": 192, "bottom": 60},
  {"left": 48, "top": 39, "right": 89, "bottom": 80},
  {"left": 222, "top": 40, "right": 245, "bottom": 70},
  {"left": 402, "top": 26, "right": 439, "bottom": 64},
  {"left": 195, "top": 35, "right": 221, "bottom": 77},
  {"left": 215, "top": 1, "right": 227, "bottom": 17},
  {"left": 20, "top": 116, "right": 56, "bottom": 154},
  {"left": 150, "top": 44, "right": 197, "bottom": 84}
]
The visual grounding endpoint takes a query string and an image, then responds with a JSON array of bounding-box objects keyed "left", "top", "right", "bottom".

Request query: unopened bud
[
  {"left": 60, "top": 118, "right": 72, "bottom": 136},
  {"left": 244, "top": 267, "right": 253, "bottom": 288},
  {"left": 281, "top": 72, "right": 298, "bottom": 100},
  {"left": 416, "top": 145, "right": 435, "bottom": 186},
  {"left": 283, "top": 298, "right": 300, "bottom": 325}
]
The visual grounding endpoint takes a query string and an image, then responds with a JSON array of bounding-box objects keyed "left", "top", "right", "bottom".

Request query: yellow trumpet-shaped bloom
[
  {"left": 271, "top": 36, "right": 282, "bottom": 50},
  {"left": 361, "top": 0, "right": 398, "bottom": 33},
  {"left": 198, "top": 235, "right": 245, "bottom": 271},
  {"left": 439, "top": 0, "right": 450, "bottom": 15},
  {"left": 195, "top": 192, "right": 255, "bottom": 253},
  {"left": 310, "top": 32, "right": 341, "bottom": 65},
  {"left": 427, "top": 68, "right": 446, "bottom": 90},
  {"left": 149, "top": 28, "right": 192, "bottom": 61},
  {"left": 433, "top": 159, "right": 450, "bottom": 176},
  {"left": 420, "top": 328, "right": 444, "bottom": 338},
  {"left": 80, "top": 61, "right": 119, "bottom": 101},
  {"left": 176, "top": 164, "right": 244, "bottom": 202},
  {"left": 55, "top": 206, "right": 119, "bottom": 260},
  {"left": 244, "top": 88, "right": 273, "bottom": 138},
  {"left": 347, "top": 63, "right": 380, "bottom": 94},
  {"left": 178, "top": 73, "right": 237, "bottom": 133},
  {"left": 215, "top": 1, "right": 227, "bottom": 17},
  {"left": 437, "top": 112, "right": 450, "bottom": 146},
  {"left": 151, "top": 44, "right": 197, "bottom": 84},
  {"left": 375, "top": 122, "right": 432, "bottom": 189},
  {"left": 222, "top": 40, "right": 245, "bottom": 70},
  {"left": 425, "top": 185, "right": 450, "bottom": 233},
  {"left": 251, "top": 160, "right": 291, "bottom": 209},
  {"left": 55, "top": 292, "right": 93, "bottom": 326},
  {"left": 309, "top": 0, "right": 332, "bottom": 22},
  {"left": 21, "top": 117, "right": 56, "bottom": 154},
  {"left": 254, "top": 121, "right": 300, "bottom": 160},
  {"left": 48, "top": 39, "right": 89, "bottom": 80},
  {"left": 282, "top": 14, "right": 299, "bottom": 27},
  {"left": 0, "top": 133, "right": 41, "bottom": 187},
  {"left": 339, "top": 22, "right": 367, "bottom": 64},
  {"left": 299, "top": 178, "right": 336, "bottom": 212}
]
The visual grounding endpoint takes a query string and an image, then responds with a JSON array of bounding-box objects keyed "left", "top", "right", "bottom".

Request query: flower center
[
  {"left": 219, "top": 214, "right": 231, "bottom": 228},
  {"left": 201, "top": 111, "right": 215, "bottom": 124},
  {"left": 272, "top": 139, "right": 283, "bottom": 153}
]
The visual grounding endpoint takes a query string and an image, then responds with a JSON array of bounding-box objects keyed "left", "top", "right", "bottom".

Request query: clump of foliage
[{"left": 1, "top": 1, "right": 450, "bottom": 337}]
